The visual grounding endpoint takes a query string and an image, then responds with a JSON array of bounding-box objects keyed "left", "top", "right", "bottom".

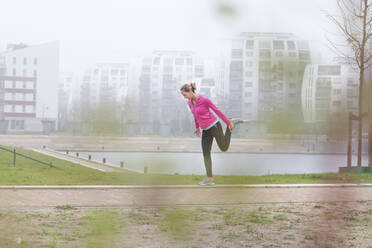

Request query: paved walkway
[
  {"left": 1, "top": 184, "right": 372, "bottom": 208},
  {"left": 32, "top": 148, "right": 126, "bottom": 172}
]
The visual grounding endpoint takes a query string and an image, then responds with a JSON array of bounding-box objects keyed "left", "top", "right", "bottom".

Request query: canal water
[{"left": 71, "top": 151, "right": 369, "bottom": 176}]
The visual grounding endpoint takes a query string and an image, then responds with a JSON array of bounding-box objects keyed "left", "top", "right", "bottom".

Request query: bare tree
[{"left": 326, "top": 0, "right": 372, "bottom": 166}]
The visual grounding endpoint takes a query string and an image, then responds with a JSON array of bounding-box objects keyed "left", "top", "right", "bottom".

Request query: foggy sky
[{"left": 0, "top": 0, "right": 338, "bottom": 72}]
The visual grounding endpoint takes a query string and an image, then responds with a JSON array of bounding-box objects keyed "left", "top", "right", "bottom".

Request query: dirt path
[
  {"left": 1, "top": 184, "right": 372, "bottom": 208},
  {"left": 1, "top": 201, "right": 372, "bottom": 248}
]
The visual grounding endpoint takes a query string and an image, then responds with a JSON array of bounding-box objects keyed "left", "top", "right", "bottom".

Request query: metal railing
[{"left": 0, "top": 146, "right": 54, "bottom": 168}]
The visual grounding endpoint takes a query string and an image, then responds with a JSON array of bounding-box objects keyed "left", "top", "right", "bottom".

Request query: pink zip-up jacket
[{"left": 188, "top": 94, "right": 231, "bottom": 130}]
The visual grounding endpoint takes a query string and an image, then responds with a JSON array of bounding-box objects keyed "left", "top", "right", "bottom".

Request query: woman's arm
[
  {"left": 193, "top": 115, "right": 200, "bottom": 129},
  {"left": 188, "top": 103, "right": 200, "bottom": 129},
  {"left": 206, "top": 98, "right": 231, "bottom": 126}
]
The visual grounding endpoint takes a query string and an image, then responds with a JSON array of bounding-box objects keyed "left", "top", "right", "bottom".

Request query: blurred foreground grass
[{"left": 0, "top": 147, "right": 370, "bottom": 185}]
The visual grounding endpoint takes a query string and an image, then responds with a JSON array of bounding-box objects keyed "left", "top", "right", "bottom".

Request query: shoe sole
[{"left": 198, "top": 183, "right": 215, "bottom": 186}]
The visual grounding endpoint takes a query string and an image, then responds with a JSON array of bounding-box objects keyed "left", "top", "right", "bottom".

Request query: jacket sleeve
[
  {"left": 206, "top": 97, "right": 231, "bottom": 126},
  {"left": 193, "top": 115, "right": 200, "bottom": 129},
  {"left": 188, "top": 103, "right": 200, "bottom": 129}
]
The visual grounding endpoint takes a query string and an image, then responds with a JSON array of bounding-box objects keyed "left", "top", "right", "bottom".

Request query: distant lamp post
[{"left": 41, "top": 105, "right": 55, "bottom": 135}]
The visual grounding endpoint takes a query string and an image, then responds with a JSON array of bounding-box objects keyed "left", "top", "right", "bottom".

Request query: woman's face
[{"left": 181, "top": 90, "right": 193, "bottom": 99}]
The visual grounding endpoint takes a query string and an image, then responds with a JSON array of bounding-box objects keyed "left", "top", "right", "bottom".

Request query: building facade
[
  {"left": 301, "top": 64, "right": 359, "bottom": 123},
  {"left": 0, "top": 41, "right": 59, "bottom": 133},
  {"left": 138, "top": 50, "right": 210, "bottom": 136},
  {"left": 224, "top": 32, "right": 312, "bottom": 124}
]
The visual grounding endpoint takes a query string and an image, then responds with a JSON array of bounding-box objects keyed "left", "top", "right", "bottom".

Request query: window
[
  {"left": 12, "top": 57, "right": 16, "bottom": 65},
  {"left": 275, "top": 52, "right": 283, "bottom": 57},
  {"left": 333, "top": 89, "right": 342, "bottom": 95},
  {"left": 33, "top": 58, "right": 38, "bottom": 66},
  {"left": 16, "top": 81, "right": 23, "bottom": 88},
  {"left": 332, "top": 101, "right": 341, "bottom": 107},
  {"left": 26, "top": 82, "right": 34, "bottom": 89},
  {"left": 15, "top": 105, "right": 22, "bottom": 112},
  {"left": 186, "top": 58, "right": 193, "bottom": 65},
  {"left": 4, "top": 81, "right": 12, "bottom": 88},
  {"left": 245, "top": 40, "right": 254, "bottom": 49},
  {"left": 26, "top": 93, "right": 33, "bottom": 101},
  {"left": 111, "top": 69, "right": 118, "bottom": 75},
  {"left": 333, "top": 77, "right": 342, "bottom": 84},
  {"left": 232, "top": 40, "right": 244, "bottom": 49},
  {"left": 195, "top": 65, "right": 204, "bottom": 77},
  {"left": 245, "top": 71, "right": 253, "bottom": 77},
  {"left": 245, "top": 61, "right": 253, "bottom": 67},
  {"left": 232, "top": 49, "right": 243, "bottom": 59},
  {"left": 287, "top": 41, "right": 296, "bottom": 50},
  {"left": 163, "top": 66, "right": 172, "bottom": 73},
  {"left": 318, "top": 65, "right": 341, "bottom": 76},
  {"left": 347, "top": 78, "right": 355, "bottom": 85},
  {"left": 299, "top": 51, "right": 310, "bottom": 60},
  {"left": 26, "top": 105, "right": 33, "bottom": 113},
  {"left": 23, "top": 58, "right": 27, "bottom": 65},
  {"left": 259, "top": 40, "right": 271, "bottom": 49},
  {"left": 23, "top": 69, "right": 27, "bottom": 77},
  {"left": 246, "top": 51, "right": 254, "bottom": 57},
  {"left": 12, "top": 69, "right": 16, "bottom": 76},
  {"left": 163, "top": 57, "right": 173, "bottom": 65},
  {"left": 347, "top": 88, "right": 356, "bottom": 97},
  {"left": 4, "top": 105, "right": 12, "bottom": 112},
  {"left": 4, "top": 93, "right": 12, "bottom": 100},
  {"left": 245, "top": 92, "right": 252, "bottom": 97},
  {"left": 175, "top": 58, "right": 184, "bottom": 65},
  {"left": 273, "top": 40, "right": 285, "bottom": 50},
  {"left": 259, "top": 50, "right": 271, "bottom": 59},
  {"left": 153, "top": 57, "right": 160, "bottom": 65},
  {"left": 15, "top": 93, "right": 23, "bottom": 100},
  {"left": 289, "top": 52, "right": 297, "bottom": 57},
  {"left": 289, "top": 83, "right": 296, "bottom": 88},
  {"left": 245, "top": 102, "right": 253, "bottom": 107},
  {"left": 11, "top": 120, "right": 24, "bottom": 130}
]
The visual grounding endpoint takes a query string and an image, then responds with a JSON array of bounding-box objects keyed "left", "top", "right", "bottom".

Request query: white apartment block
[
  {"left": 221, "top": 32, "right": 313, "bottom": 123},
  {"left": 81, "top": 62, "right": 129, "bottom": 107},
  {"left": 138, "top": 50, "right": 209, "bottom": 135},
  {"left": 302, "top": 64, "right": 359, "bottom": 123}
]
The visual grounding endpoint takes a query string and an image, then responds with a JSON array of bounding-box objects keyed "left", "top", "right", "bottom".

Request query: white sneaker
[
  {"left": 198, "top": 177, "right": 215, "bottom": 186},
  {"left": 229, "top": 118, "right": 245, "bottom": 125}
]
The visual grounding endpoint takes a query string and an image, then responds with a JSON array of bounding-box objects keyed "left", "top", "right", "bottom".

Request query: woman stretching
[{"left": 180, "top": 82, "right": 242, "bottom": 186}]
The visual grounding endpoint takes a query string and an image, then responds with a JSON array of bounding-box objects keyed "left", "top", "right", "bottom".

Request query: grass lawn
[{"left": 0, "top": 146, "right": 370, "bottom": 185}]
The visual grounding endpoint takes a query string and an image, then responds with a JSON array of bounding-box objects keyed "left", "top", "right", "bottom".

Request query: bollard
[
  {"left": 42, "top": 145, "right": 46, "bottom": 149},
  {"left": 103, "top": 158, "right": 106, "bottom": 163},
  {"left": 120, "top": 161, "right": 124, "bottom": 168},
  {"left": 13, "top": 148, "right": 16, "bottom": 167},
  {"left": 66, "top": 150, "right": 69, "bottom": 155},
  {"left": 88, "top": 155, "right": 91, "bottom": 160},
  {"left": 49, "top": 162, "right": 53, "bottom": 168},
  {"left": 76, "top": 152, "right": 79, "bottom": 157},
  {"left": 144, "top": 166, "right": 148, "bottom": 174}
]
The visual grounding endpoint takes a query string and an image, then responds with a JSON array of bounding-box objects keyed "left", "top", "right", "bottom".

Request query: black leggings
[{"left": 201, "top": 121, "right": 231, "bottom": 177}]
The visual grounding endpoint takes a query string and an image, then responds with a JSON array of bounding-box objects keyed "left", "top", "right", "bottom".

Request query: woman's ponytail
[{"left": 180, "top": 82, "right": 197, "bottom": 93}]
